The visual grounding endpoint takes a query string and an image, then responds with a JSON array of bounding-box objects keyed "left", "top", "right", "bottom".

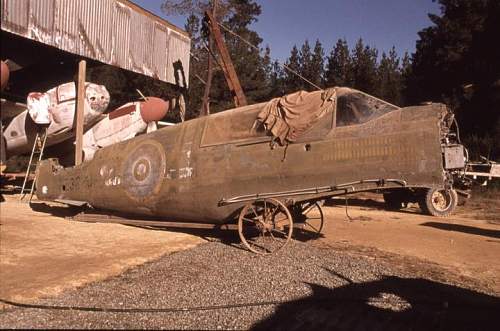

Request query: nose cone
[
  {"left": 85, "top": 84, "right": 110, "bottom": 113},
  {"left": 1, "top": 61, "right": 10, "bottom": 90},
  {"left": 139, "top": 97, "right": 169, "bottom": 123}
]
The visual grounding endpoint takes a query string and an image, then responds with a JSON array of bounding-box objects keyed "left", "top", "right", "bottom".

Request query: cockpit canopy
[
  {"left": 335, "top": 87, "right": 399, "bottom": 127},
  {"left": 200, "top": 87, "right": 400, "bottom": 147}
]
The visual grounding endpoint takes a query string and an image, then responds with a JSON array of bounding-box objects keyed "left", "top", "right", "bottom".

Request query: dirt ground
[
  {"left": 0, "top": 195, "right": 205, "bottom": 303},
  {"left": 317, "top": 193, "right": 500, "bottom": 293},
  {"left": 0, "top": 190, "right": 499, "bottom": 307}
]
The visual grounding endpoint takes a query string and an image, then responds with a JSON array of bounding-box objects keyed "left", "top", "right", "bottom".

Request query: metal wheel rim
[
  {"left": 431, "top": 190, "right": 451, "bottom": 211},
  {"left": 238, "top": 198, "right": 293, "bottom": 254},
  {"left": 300, "top": 202, "right": 324, "bottom": 234}
]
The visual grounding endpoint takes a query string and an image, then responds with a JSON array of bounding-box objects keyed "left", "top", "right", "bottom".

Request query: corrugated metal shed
[{"left": 0, "top": 0, "right": 190, "bottom": 86}]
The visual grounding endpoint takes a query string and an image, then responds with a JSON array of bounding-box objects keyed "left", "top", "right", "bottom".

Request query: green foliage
[
  {"left": 407, "top": 0, "right": 500, "bottom": 159},
  {"left": 325, "top": 38, "right": 352, "bottom": 87},
  {"left": 351, "top": 39, "right": 378, "bottom": 96},
  {"left": 163, "top": 0, "right": 413, "bottom": 119},
  {"left": 164, "top": 0, "right": 269, "bottom": 116},
  {"left": 295, "top": 39, "right": 325, "bottom": 91},
  {"left": 283, "top": 45, "right": 302, "bottom": 93},
  {"left": 270, "top": 59, "right": 285, "bottom": 97},
  {"left": 310, "top": 40, "right": 325, "bottom": 90},
  {"left": 162, "top": 0, "right": 499, "bottom": 166},
  {"left": 377, "top": 47, "right": 403, "bottom": 105}
]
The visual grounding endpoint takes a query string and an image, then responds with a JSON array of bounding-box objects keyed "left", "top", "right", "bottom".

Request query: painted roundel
[{"left": 122, "top": 140, "right": 166, "bottom": 200}]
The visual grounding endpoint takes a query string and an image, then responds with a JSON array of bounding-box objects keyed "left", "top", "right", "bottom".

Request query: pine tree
[
  {"left": 407, "top": 0, "right": 500, "bottom": 158},
  {"left": 269, "top": 60, "right": 285, "bottom": 97},
  {"left": 400, "top": 51, "right": 412, "bottom": 106},
  {"left": 283, "top": 45, "right": 302, "bottom": 93},
  {"left": 324, "top": 38, "right": 352, "bottom": 87},
  {"left": 209, "top": 0, "right": 269, "bottom": 110},
  {"left": 351, "top": 38, "right": 378, "bottom": 95},
  {"left": 309, "top": 39, "right": 325, "bottom": 90},
  {"left": 377, "top": 47, "right": 402, "bottom": 105},
  {"left": 162, "top": 0, "right": 271, "bottom": 114},
  {"left": 298, "top": 40, "right": 312, "bottom": 91}
]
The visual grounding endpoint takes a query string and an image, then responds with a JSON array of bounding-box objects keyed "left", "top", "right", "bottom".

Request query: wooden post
[{"left": 75, "top": 60, "right": 86, "bottom": 166}]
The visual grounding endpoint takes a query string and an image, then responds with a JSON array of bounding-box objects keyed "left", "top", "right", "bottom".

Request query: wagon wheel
[
  {"left": 238, "top": 198, "right": 293, "bottom": 254},
  {"left": 295, "top": 201, "right": 324, "bottom": 235}
]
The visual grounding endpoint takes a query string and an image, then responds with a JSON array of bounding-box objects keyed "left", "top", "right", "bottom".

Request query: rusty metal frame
[{"left": 219, "top": 178, "right": 407, "bottom": 205}]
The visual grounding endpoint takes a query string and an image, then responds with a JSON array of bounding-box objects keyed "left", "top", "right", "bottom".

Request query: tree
[
  {"left": 324, "top": 38, "right": 352, "bottom": 87},
  {"left": 309, "top": 39, "right": 325, "bottom": 90},
  {"left": 216, "top": 0, "right": 269, "bottom": 109},
  {"left": 400, "top": 51, "right": 412, "bottom": 106},
  {"left": 351, "top": 38, "right": 378, "bottom": 95},
  {"left": 162, "top": 0, "right": 270, "bottom": 115},
  {"left": 269, "top": 59, "right": 285, "bottom": 97},
  {"left": 283, "top": 45, "right": 302, "bottom": 93},
  {"left": 406, "top": 0, "right": 500, "bottom": 158},
  {"left": 377, "top": 47, "right": 402, "bottom": 105},
  {"left": 298, "top": 40, "right": 312, "bottom": 91}
]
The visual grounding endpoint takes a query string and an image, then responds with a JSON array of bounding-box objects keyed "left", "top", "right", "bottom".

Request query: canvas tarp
[{"left": 256, "top": 88, "right": 337, "bottom": 144}]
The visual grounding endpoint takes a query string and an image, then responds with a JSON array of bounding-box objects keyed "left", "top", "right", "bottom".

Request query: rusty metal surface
[
  {"left": 36, "top": 88, "right": 457, "bottom": 223},
  {"left": 0, "top": 0, "right": 190, "bottom": 85},
  {"left": 444, "top": 145, "right": 465, "bottom": 169}
]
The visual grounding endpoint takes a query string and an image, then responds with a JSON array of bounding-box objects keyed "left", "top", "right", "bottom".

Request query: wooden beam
[
  {"left": 75, "top": 60, "right": 86, "bottom": 166},
  {"left": 205, "top": 11, "right": 247, "bottom": 108}
]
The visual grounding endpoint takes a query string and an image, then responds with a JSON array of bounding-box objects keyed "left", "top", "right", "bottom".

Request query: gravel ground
[{"left": 1, "top": 239, "right": 499, "bottom": 330}]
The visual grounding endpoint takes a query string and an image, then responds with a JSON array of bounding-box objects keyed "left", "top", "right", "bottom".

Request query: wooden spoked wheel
[
  {"left": 296, "top": 201, "right": 324, "bottom": 235},
  {"left": 238, "top": 198, "right": 293, "bottom": 254}
]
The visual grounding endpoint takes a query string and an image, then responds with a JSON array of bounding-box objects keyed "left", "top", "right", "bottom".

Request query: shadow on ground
[
  {"left": 421, "top": 221, "right": 500, "bottom": 239},
  {"left": 27, "top": 203, "right": 324, "bottom": 251},
  {"left": 253, "top": 273, "right": 500, "bottom": 331},
  {"left": 325, "top": 197, "right": 386, "bottom": 209},
  {"left": 29, "top": 202, "right": 83, "bottom": 218}
]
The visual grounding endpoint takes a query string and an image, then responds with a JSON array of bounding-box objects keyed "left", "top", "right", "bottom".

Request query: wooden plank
[
  {"left": 75, "top": 60, "right": 86, "bottom": 166},
  {"left": 71, "top": 212, "right": 234, "bottom": 230}
]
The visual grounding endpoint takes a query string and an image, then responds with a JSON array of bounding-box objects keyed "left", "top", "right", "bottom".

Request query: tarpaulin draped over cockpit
[{"left": 257, "top": 88, "right": 337, "bottom": 145}]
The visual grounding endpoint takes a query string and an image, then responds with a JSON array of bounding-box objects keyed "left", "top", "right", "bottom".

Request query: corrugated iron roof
[{"left": 0, "top": 0, "right": 190, "bottom": 86}]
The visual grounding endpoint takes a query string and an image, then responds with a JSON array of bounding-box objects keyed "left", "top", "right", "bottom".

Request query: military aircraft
[
  {"left": 82, "top": 97, "right": 169, "bottom": 161},
  {"left": 35, "top": 86, "right": 469, "bottom": 254},
  {"left": 1, "top": 81, "right": 170, "bottom": 168},
  {"left": 2, "top": 82, "right": 110, "bottom": 157}
]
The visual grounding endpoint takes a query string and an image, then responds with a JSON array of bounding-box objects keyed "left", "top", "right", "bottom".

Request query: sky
[{"left": 133, "top": 0, "right": 441, "bottom": 61}]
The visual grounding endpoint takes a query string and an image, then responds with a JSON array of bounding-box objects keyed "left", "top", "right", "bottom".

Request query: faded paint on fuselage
[
  {"left": 36, "top": 95, "right": 448, "bottom": 224},
  {"left": 3, "top": 82, "right": 110, "bottom": 157}
]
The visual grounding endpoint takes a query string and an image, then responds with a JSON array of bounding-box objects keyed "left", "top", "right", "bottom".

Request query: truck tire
[{"left": 419, "top": 188, "right": 458, "bottom": 217}]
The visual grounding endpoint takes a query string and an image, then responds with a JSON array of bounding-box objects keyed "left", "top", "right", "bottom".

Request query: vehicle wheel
[
  {"left": 383, "top": 192, "right": 405, "bottom": 210},
  {"left": 238, "top": 198, "right": 293, "bottom": 254},
  {"left": 293, "top": 201, "right": 324, "bottom": 235},
  {"left": 419, "top": 188, "right": 458, "bottom": 217}
]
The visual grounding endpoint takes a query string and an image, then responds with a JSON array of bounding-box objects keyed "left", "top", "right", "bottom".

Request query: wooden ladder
[{"left": 20, "top": 128, "right": 48, "bottom": 202}]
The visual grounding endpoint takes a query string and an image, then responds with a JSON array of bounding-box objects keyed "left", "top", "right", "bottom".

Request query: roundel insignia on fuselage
[{"left": 122, "top": 139, "right": 166, "bottom": 202}]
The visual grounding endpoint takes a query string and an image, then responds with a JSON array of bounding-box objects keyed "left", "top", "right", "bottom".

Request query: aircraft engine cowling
[{"left": 139, "top": 97, "right": 169, "bottom": 123}]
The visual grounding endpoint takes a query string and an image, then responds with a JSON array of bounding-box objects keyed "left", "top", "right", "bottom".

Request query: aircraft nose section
[
  {"left": 86, "top": 84, "right": 110, "bottom": 113},
  {"left": 139, "top": 97, "right": 169, "bottom": 123}
]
